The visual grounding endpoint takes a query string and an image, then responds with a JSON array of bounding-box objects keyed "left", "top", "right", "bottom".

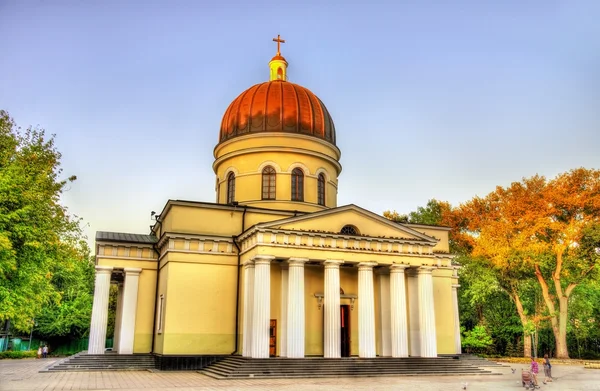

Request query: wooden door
[
  {"left": 340, "top": 305, "right": 351, "bottom": 357},
  {"left": 269, "top": 319, "right": 277, "bottom": 357}
]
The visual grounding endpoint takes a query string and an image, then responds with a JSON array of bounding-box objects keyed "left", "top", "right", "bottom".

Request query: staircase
[
  {"left": 44, "top": 352, "right": 156, "bottom": 372},
  {"left": 451, "top": 354, "right": 507, "bottom": 368},
  {"left": 201, "top": 356, "right": 499, "bottom": 379}
]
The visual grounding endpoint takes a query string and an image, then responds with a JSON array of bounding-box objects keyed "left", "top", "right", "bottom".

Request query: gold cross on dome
[{"left": 272, "top": 34, "right": 285, "bottom": 55}]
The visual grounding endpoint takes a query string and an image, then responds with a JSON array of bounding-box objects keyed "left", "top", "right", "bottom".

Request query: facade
[{"left": 89, "top": 38, "right": 461, "bottom": 365}]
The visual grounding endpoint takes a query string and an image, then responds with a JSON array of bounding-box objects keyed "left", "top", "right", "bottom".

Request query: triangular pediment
[{"left": 257, "top": 204, "right": 437, "bottom": 243}]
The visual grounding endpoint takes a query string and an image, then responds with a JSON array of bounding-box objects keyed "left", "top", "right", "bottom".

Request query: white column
[
  {"left": 118, "top": 267, "right": 142, "bottom": 354},
  {"left": 358, "top": 262, "right": 377, "bottom": 358},
  {"left": 287, "top": 257, "right": 308, "bottom": 358},
  {"left": 112, "top": 282, "right": 124, "bottom": 350},
  {"left": 390, "top": 264, "right": 410, "bottom": 357},
  {"left": 242, "top": 260, "right": 255, "bottom": 357},
  {"left": 88, "top": 266, "right": 113, "bottom": 354},
  {"left": 377, "top": 268, "right": 391, "bottom": 357},
  {"left": 252, "top": 255, "right": 274, "bottom": 358},
  {"left": 418, "top": 266, "right": 437, "bottom": 357},
  {"left": 279, "top": 264, "right": 288, "bottom": 357},
  {"left": 323, "top": 260, "right": 343, "bottom": 358},
  {"left": 452, "top": 284, "right": 462, "bottom": 354}
]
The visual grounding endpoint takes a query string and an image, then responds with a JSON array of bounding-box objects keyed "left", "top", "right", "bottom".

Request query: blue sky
[{"left": 1, "top": 1, "right": 599, "bottom": 249}]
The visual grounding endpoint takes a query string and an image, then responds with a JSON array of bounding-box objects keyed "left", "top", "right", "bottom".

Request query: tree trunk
[
  {"left": 556, "top": 296, "right": 570, "bottom": 358},
  {"left": 523, "top": 333, "right": 532, "bottom": 358},
  {"left": 511, "top": 291, "right": 532, "bottom": 357},
  {"left": 534, "top": 260, "right": 571, "bottom": 359}
]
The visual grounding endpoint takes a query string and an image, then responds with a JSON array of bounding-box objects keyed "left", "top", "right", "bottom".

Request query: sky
[{"left": 1, "top": 1, "right": 599, "bottom": 250}]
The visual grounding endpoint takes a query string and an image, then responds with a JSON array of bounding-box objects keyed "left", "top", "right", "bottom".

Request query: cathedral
[{"left": 89, "top": 37, "right": 461, "bottom": 369}]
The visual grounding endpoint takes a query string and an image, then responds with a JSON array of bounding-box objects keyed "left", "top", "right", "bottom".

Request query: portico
[
  {"left": 235, "top": 207, "right": 460, "bottom": 358},
  {"left": 88, "top": 265, "right": 145, "bottom": 355},
  {"left": 240, "top": 256, "right": 450, "bottom": 358}
]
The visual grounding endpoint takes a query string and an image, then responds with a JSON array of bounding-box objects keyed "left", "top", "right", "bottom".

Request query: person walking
[
  {"left": 530, "top": 356, "right": 540, "bottom": 387},
  {"left": 543, "top": 354, "right": 553, "bottom": 383},
  {"left": 37, "top": 346, "right": 42, "bottom": 359},
  {"left": 42, "top": 345, "right": 48, "bottom": 358}
]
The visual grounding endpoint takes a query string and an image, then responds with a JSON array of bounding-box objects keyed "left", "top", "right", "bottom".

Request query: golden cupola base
[{"left": 213, "top": 35, "right": 341, "bottom": 212}]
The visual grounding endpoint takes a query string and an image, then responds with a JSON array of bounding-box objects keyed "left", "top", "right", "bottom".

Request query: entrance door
[
  {"left": 269, "top": 319, "right": 277, "bottom": 357},
  {"left": 340, "top": 305, "right": 351, "bottom": 357}
]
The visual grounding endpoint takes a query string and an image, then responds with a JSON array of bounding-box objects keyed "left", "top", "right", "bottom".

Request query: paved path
[{"left": 2, "top": 358, "right": 600, "bottom": 391}]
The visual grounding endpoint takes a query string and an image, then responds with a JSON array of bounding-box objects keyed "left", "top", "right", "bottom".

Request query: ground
[{"left": 1, "top": 358, "right": 600, "bottom": 391}]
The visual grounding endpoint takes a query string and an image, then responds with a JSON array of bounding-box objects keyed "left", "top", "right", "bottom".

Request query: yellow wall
[
  {"left": 407, "top": 226, "right": 450, "bottom": 253},
  {"left": 433, "top": 269, "right": 455, "bottom": 354},
  {"left": 162, "top": 204, "right": 299, "bottom": 238},
  {"left": 304, "top": 265, "right": 323, "bottom": 355},
  {"left": 153, "top": 262, "right": 169, "bottom": 354},
  {"left": 134, "top": 269, "right": 157, "bottom": 353},
  {"left": 160, "top": 261, "right": 238, "bottom": 355}
]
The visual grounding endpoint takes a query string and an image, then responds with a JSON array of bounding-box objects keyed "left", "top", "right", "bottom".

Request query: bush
[
  {"left": 462, "top": 325, "right": 494, "bottom": 354},
  {"left": 0, "top": 350, "right": 37, "bottom": 359}
]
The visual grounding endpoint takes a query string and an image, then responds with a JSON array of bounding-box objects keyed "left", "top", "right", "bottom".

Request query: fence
[{"left": 0, "top": 337, "right": 114, "bottom": 356}]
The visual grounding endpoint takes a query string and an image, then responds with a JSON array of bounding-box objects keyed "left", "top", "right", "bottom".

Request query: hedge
[{"left": 0, "top": 350, "right": 37, "bottom": 359}]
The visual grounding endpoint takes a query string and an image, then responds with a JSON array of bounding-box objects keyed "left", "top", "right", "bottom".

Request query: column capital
[
  {"left": 324, "top": 259, "right": 344, "bottom": 269},
  {"left": 452, "top": 265, "right": 462, "bottom": 278},
  {"left": 253, "top": 254, "right": 275, "bottom": 265},
  {"left": 358, "top": 262, "right": 378, "bottom": 271},
  {"left": 375, "top": 266, "right": 389, "bottom": 275},
  {"left": 288, "top": 257, "right": 309, "bottom": 267},
  {"left": 390, "top": 264, "right": 410, "bottom": 273},
  {"left": 95, "top": 265, "right": 113, "bottom": 275},
  {"left": 452, "top": 284, "right": 461, "bottom": 289},
  {"left": 124, "top": 267, "right": 142, "bottom": 276},
  {"left": 417, "top": 266, "right": 436, "bottom": 274},
  {"left": 242, "top": 259, "right": 255, "bottom": 268}
]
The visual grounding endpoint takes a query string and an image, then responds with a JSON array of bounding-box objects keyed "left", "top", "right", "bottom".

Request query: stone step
[
  {"left": 203, "top": 371, "right": 495, "bottom": 379},
  {"left": 200, "top": 356, "right": 498, "bottom": 379},
  {"left": 46, "top": 353, "right": 156, "bottom": 372}
]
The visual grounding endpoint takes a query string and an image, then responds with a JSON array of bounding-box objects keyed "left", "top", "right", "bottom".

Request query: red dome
[{"left": 219, "top": 80, "right": 336, "bottom": 145}]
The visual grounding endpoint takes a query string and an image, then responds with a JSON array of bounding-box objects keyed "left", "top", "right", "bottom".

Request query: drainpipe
[
  {"left": 150, "top": 220, "right": 162, "bottom": 355},
  {"left": 231, "top": 205, "right": 247, "bottom": 355}
]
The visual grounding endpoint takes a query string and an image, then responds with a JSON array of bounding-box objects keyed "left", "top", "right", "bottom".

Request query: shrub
[
  {"left": 462, "top": 325, "right": 494, "bottom": 354},
  {"left": 0, "top": 350, "right": 37, "bottom": 359}
]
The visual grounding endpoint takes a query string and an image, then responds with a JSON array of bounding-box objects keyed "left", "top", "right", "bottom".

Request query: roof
[
  {"left": 96, "top": 231, "right": 158, "bottom": 244},
  {"left": 219, "top": 81, "right": 336, "bottom": 146}
]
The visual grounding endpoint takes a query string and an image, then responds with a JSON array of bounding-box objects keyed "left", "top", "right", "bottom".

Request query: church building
[{"left": 89, "top": 37, "right": 461, "bottom": 368}]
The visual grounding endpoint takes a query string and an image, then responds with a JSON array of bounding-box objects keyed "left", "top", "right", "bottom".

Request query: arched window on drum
[
  {"left": 317, "top": 173, "right": 326, "bottom": 206},
  {"left": 262, "top": 166, "right": 276, "bottom": 200},
  {"left": 227, "top": 172, "right": 235, "bottom": 204},
  {"left": 291, "top": 168, "right": 304, "bottom": 202}
]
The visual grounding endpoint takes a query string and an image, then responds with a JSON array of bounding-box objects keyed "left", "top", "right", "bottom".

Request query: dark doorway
[
  {"left": 270, "top": 319, "right": 277, "bottom": 357},
  {"left": 340, "top": 305, "right": 351, "bottom": 357}
]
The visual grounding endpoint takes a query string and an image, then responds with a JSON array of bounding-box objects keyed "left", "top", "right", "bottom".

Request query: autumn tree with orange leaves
[{"left": 451, "top": 169, "right": 600, "bottom": 358}]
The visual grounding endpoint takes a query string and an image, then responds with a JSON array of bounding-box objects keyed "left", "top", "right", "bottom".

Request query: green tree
[
  {"left": 0, "top": 110, "right": 90, "bottom": 334},
  {"left": 461, "top": 325, "right": 494, "bottom": 354},
  {"left": 383, "top": 199, "right": 451, "bottom": 226}
]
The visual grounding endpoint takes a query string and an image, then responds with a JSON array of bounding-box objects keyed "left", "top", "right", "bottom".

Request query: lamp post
[{"left": 27, "top": 319, "right": 36, "bottom": 351}]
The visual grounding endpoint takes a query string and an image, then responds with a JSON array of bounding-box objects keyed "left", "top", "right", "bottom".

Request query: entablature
[
  {"left": 156, "top": 232, "right": 236, "bottom": 260},
  {"left": 238, "top": 227, "right": 441, "bottom": 258}
]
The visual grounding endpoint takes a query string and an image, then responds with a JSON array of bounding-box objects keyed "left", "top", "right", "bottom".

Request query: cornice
[
  {"left": 214, "top": 132, "right": 342, "bottom": 160},
  {"left": 212, "top": 146, "right": 342, "bottom": 175}
]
